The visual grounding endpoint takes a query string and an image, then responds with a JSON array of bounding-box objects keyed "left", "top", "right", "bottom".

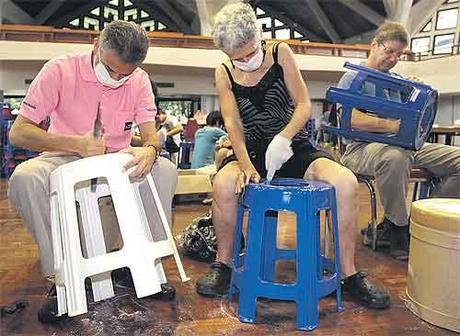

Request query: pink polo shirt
[{"left": 20, "top": 51, "right": 156, "bottom": 153}]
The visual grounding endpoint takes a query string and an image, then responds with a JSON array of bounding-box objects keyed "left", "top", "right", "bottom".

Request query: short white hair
[{"left": 212, "top": 2, "right": 261, "bottom": 54}]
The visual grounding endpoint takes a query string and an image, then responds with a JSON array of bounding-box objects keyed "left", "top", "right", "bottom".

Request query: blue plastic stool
[
  {"left": 324, "top": 62, "right": 438, "bottom": 150},
  {"left": 178, "top": 141, "right": 194, "bottom": 169},
  {"left": 229, "top": 178, "right": 343, "bottom": 331}
]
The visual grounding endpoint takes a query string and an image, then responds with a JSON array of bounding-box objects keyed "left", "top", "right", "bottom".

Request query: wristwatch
[{"left": 143, "top": 144, "right": 160, "bottom": 158}]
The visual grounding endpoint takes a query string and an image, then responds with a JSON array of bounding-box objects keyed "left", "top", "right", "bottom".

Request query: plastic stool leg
[
  {"left": 329, "top": 192, "right": 343, "bottom": 312},
  {"left": 296, "top": 206, "right": 319, "bottom": 331},
  {"left": 261, "top": 210, "right": 277, "bottom": 282},
  {"left": 154, "top": 259, "right": 167, "bottom": 284},
  {"left": 50, "top": 192, "right": 68, "bottom": 316},
  {"left": 146, "top": 175, "right": 190, "bottom": 282},
  {"left": 76, "top": 183, "right": 114, "bottom": 302},
  {"left": 230, "top": 204, "right": 245, "bottom": 301},
  {"left": 130, "top": 263, "right": 163, "bottom": 298},
  {"left": 237, "top": 208, "right": 264, "bottom": 323}
]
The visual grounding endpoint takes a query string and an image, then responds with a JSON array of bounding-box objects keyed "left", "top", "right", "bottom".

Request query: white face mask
[
  {"left": 93, "top": 51, "right": 131, "bottom": 88},
  {"left": 233, "top": 47, "right": 264, "bottom": 72}
]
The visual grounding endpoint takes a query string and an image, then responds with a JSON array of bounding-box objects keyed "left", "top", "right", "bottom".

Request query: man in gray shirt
[{"left": 337, "top": 22, "right": 460, "bottom": 260}]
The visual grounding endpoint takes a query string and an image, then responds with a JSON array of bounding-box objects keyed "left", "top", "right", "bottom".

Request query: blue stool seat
[
  {"left": 324, "top": 62, "right": 438, "bottom": 150},
  {"left": 229, "top": 178, "right": 343, "bottom": 331}
]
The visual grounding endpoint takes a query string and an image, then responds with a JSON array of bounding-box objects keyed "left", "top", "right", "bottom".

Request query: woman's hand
[
  {"left": 265, "top": 134, "right": 293, "bottom": 182},
  {"left": 121, "top": 146, "right": 157, "bottom": 179},
  {"left": 235, "top": 164, "right": 260, "bottom": 194}
]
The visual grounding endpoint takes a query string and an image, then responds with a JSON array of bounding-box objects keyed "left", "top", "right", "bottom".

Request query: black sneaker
[
  {"left": 389, "top": 223, "right": 409, "bottom": 261},
  {"left": 196, "top": 262, "right": 232, "bottom": 297},
  {"left": 37, "top": 284, "right": 68, "bottom": 324},
  {"left": 342, "top": 271, "right": 390, "bottom": 309},
  {"left": 112, "top": 268, "right": 176, "bottom": 300},
  {"left": 362, "top": 218, "right": 391, "bottom": 247}
]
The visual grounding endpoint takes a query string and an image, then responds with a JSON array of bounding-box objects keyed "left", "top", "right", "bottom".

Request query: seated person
[
  {"left": 158, "top": 109, "right": 183, "bottom": 163},
  {"left": 183, "top": 113, "right": 200, "bottom": 142},
  {"left": 337, "top": 22, "right": 460, "bottom": 260},
  {"left": 214, "top": 135, "right": 233, "bottom": 170},
  {"left": 196, "top": 3, "right": 390, "bottom": 310},
  {"left": 191, "top": 110, "right": 227, "bottom": 169},
  {"left": 7, "top": 21, "right": 178, "bottom": 324}
]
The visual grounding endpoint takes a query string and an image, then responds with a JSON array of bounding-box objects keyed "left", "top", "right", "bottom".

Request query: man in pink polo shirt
[{"left": 8, "top": 21, "right": 178, "bottom": 323}]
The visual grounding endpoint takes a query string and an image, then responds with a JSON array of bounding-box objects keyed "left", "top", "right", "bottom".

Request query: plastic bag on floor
[{"left": 175, "top": 211, "right": 217, "bottom": 262}]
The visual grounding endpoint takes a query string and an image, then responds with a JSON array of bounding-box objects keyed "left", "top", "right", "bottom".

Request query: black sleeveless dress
[{"left": 220, "top": 42, "right": 333, "bottom": 178}]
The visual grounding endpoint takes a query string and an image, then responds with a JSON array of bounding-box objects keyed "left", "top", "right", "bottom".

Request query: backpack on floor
[{"left": 176, "top": 211, "right": 217, "bottom": 262}]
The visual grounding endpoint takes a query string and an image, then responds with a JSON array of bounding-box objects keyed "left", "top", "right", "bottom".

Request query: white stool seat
[{"left": 50, "top": 153, "right": 189, "bottom": 317}]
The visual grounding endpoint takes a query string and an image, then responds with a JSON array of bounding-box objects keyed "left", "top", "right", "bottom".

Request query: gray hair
[
  {"left": 212, "top": 2, "right": 261, "bottom": 54},
  {"left": 99, "top": 20, "right": 149, "bottom": 64},
  {"left": 373, "top": 21, "right": 409, "bottom": 46}
]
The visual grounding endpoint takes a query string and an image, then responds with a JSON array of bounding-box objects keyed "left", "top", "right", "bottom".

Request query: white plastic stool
[{"left": 50, "top": 153, "right": 190, "bottom": 317}]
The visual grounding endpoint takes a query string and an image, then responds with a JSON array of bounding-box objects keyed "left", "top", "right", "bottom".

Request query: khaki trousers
[{"left": 341, "top": 142, "right": 460, "bottom": 226}]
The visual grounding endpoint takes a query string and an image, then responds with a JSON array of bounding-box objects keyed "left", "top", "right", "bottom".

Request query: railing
[
  {"left": 409, "top": 44, "right": 460, "bottom": 61},
  {"left": 3, "top": 25, "right": 460, "bottom": 62},
  {"left": 0, "top": 24, "right": 370, "bottom": 58}
]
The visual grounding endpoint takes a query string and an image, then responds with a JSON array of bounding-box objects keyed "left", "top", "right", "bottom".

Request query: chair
[
  {"left": 50, "top": 153, "right": 190, "bottom": 317},
  {"left": 229, "top": 178, "right": 343, "bottom": 331},
  {"left": 178, "top": 141, "right": 194, "bottom": 169}
]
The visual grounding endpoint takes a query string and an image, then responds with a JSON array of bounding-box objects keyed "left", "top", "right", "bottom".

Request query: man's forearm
[
  {"left": 351, "top": 109, "right": 399, "bottom": 133},
  {"left": 10, "top": 122, "right": 81, "bottom": 154},
  {"left": 166, "top": 127, "right": 182, "bottom": 137}
]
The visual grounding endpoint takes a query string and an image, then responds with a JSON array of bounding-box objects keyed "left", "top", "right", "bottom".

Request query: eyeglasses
[{"left": 379, "top": 42, "right": 405, "bottom": 58}]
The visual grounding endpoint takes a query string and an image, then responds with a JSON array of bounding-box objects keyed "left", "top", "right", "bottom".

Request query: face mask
[
  {"left": 233, "top": 47, "right": 264, "bottom": 72},
  {"left": 93, "top": 51, "right": 130, "bottom": 88}
]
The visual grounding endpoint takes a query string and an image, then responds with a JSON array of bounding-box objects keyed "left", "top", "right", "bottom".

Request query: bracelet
[{"left": 143, "top": 144, "right": 160, "bottom": 158}]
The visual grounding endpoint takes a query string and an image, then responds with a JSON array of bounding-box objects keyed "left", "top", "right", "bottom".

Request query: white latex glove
[{"left": 265, "top": 134, "right": 293, "bottom": 182}]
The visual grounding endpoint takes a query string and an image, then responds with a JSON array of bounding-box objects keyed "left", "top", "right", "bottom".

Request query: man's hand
[
  {"left": 265, "top": 134, "right": 293, "bottom": 182},
  {"left": 235, "top": 164, "right": 260, "bottom": 194},
  {"left": 78, "top": 132, "right": 106, "bottom": 157},
  {"left": 389, "top": 119, "right": 401, "bottom": 134},
  {"left": 121, "top": 146, "right": 157, "bottom": 178}
]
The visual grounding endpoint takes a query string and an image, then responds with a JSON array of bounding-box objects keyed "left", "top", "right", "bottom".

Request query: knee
[
  {"left": 8, "top": 164, "right": 39, "bottom": 204},
  {"left": 212, "top": 171, "right": 237, "bottom": 202},
  {"left": 331, "top": 169, "right": 359, "bottom": 200},
  {"left": 153, "top": 157, "right": 178, "bottom": 184},
  {"left": 377, "top": 148, "right": 412, "bottom": 173}
]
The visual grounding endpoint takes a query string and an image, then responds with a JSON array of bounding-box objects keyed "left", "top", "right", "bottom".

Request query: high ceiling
[{"left": 1, "top": 0, "right": 434, "bottom": 44}]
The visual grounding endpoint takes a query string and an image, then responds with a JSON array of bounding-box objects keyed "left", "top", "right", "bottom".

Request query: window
[
  {"left": 411, "top": 0, "right": 459, "bottom": 59},
  {"left": 436, "top": 8, "right": 458, "bottom": 30},
  {"left": 433, "top": 33, "right": 455, "bottom": 54},
  {"left": 255, "top": 6, "right": 305, "bottom": 40},
  {"left": 66, "top": 2, "right": 168, "bottom": 31},
  {"left": 158, "top": 98, "right": 200, "bottom": 119},
  {"left": 422, "top": 20, "right": 432, "bottom": 32},
  {"left": 275, "top": 28, "right": 291, "bottom": 39},
  {"left": 411, "top": 37, "right": 430, "bottom": 54}
]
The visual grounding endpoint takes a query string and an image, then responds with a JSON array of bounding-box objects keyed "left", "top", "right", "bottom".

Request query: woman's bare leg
[{"left": 305, "top": 158, "right": 358, "bottom": 277}]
